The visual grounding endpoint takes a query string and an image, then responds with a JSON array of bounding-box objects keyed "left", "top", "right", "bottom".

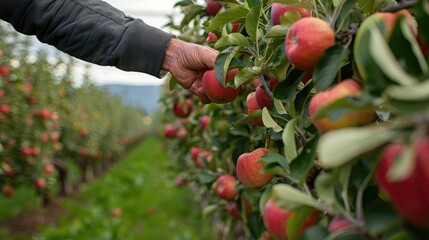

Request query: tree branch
[{"left": 379, "top": 0, "right": 417, "bottom": 13}]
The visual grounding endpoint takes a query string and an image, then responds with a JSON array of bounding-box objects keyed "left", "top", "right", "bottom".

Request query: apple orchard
[{"left": 161, "top": 0, "right": 429, "bottom": 239}]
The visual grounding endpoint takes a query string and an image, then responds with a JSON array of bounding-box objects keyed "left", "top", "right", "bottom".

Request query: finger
[
  {"left": 189, "top": 80, "right": 211, "bottom": 104},
  {"left": 199, "top": 45, "right": 218, "bottom": 69}
]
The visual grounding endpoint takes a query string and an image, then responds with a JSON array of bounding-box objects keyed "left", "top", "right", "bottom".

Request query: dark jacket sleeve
[{"left": 0, "top": 0, "right": 173, "bottom": 77}]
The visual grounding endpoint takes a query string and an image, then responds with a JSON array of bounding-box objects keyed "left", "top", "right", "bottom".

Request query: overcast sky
[{"left": 74, "top": 0, "right": 179, "bottom": 86}]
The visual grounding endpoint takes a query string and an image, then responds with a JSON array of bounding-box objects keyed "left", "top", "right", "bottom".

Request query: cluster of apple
[
  {"left": 163, "top": 0, "right": 429, "bottom": 239},
  {"left": 0, "top": 26, "right": 147, "bottom": 200}
]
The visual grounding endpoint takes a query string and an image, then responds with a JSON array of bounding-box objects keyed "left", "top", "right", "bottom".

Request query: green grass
[{"left": 33, "top": 136, "right": 216, "bottom": 240}]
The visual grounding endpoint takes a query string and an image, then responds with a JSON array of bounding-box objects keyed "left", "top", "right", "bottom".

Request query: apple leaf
[
  {"left": 272, "top": 0, "right": 311, "bottom": 8},
  {"left": 279, "top": 10, "right": 301, "bottom": 26},
  {"left": 262, "top": 108, "right": 283, "bottom": 132},
  {"left": 385, "top": 80, "right": 429, "bottom": 113},
  {"left": 286, "top": 207, "right": 316, "bottom": 240},
  {"left": 208, "top": 6, "right": 249, "bottom": 32},
  {"left": 274, "top": 99, "right": 288, "bottom": 115},
  {"left": 174, "top": 0, "right": 193, "bottom": 7},
  {"left": 364, "top": 194, "right": 400, "bottom": 235},
  {"left": 289, "top": 133, "right": 319, "bottom": 180},
  {"left": 214, "top": 46, "right": 242, "bottom": 86},
  {"left": 293, "top": 81, "right": 313, "bottom": 114},
  {"left": 260, "top": 152, "right": 290, "bottom": 173},
  {"left": 266, "top": 25, "right": 290, "bottom": 38},
  {"left": 273, "top": 68, "right": 305, "bottom": 100},
  {"left": 357, "top": 0, "right": 396, "bottom": 14},
  {"left": 272, "top": 184, "right": 322, "bottom": 211},
  {"left": 228, "top": 33, "right": 249, "bottom": 47},
  {"left": 235, "top": 66, "right": 263, "bottom": 87},
  {"left": 313, "top": 44, "right": 350, "bottom": 92},
  {"left": 283, "top": 118, "right": 297, "bottom": 163},
  {"left": 232, "top": 110, "right": 262, "bottom": 126},
  {"left": 387, "top": 141, "right": 416, "bottom": 182},
  {"left": 318, "top": 126, "right": 396, "bottom": 168},
  {"left": 180, "top": 5, "right": 205, "bottom": 28},
  {"left": 315, "top": 171, "right": 339, "bottom": 206},
  {"left": 414, "top": 0, "right": 429, "bottom": 52},
  {"left": 203, "top": 204, "right": 219, "bottom": 219},
  {"left": 368, "top": 23, "right": 419, "bottom": 86},
  {"left": 246, "top": 4, "right": 262, "bottom": 42},
  {"left": 299, "top": 226, "right": 329, "bottom": 240}
]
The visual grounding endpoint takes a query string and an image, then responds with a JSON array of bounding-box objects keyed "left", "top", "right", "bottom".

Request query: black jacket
[{"left": 0, "top": 0, "right": 173, "bottom": 77}]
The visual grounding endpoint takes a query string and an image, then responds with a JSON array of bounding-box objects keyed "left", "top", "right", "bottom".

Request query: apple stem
[
  {"left": 258, "top": 75, "right": 274, "bottom": 99},
  {"left": 380, "top": 0, "right": 417, "bottom": 12}
]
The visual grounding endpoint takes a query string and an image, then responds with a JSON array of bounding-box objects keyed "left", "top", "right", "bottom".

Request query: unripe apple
[
  {"left": 202, "top": 69, "right": 241, "bottom": 104},
  {"left": 236, "top": 148, "right": 274, "bottom": 188},
  {"left": 201, "top": 115, "right": 211, "bottom": 131},
  {"left": 255, "top": 75, "right": 280, "bottom": 110},
  {"left": 328, "top": 215, "right": 352, "bottom": 233},
  {"left": 229, "top": 198, "right": 252, "bottom": 220},
  {"left": 263, "top": 198, "right": 318, "bottom": 239},
  {"left": 206, "top": 32, "right": 218, "bottom": 44},
  {"left": 34, "top": 178, "right": 46, "bottom": 190},
  {"left": 0, "top": 104, "right": 10, "bottom": 115},
  {"left": 285, "top": 17, "right": 335, "bottom": 71},
  {"left": 375, "top": 139, "right": 429, "bottom": 229},
  {"left": 308, "top": 79, "right": 374, "bottom": 133},
  {"left": 0, "top": 66, "right": 9, "bottom": 77},
  {"left": 164, "top": 124, "right": 177, "bottom": 138},
  {"left": 271, "top": 3, "right": 312, "bottom": 25},
  {"left": 206, "top": 0, "right": 223, "bottom": 16},
  {"left": 189, "top": 146, "right": 202, "bottom": 161},
  {"left": 214, "top": 174, "right": 238, "bottom": 201},
  {"left": 246, "top": 92, "right": 263, "bottom": 126},
  {"left": 173, "top": 98, "right": 193, "bottom": 118},
  {"left": 2, "top": 185, "right": 15, "bottom": 197}
]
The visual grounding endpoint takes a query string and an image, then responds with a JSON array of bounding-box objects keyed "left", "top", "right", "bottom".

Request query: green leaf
[
  {"left": 414, "top": 0, "right": 429, "bottom": 49},
  {"left": 273, "top": 0, "right": 311, "bottom": 8},
  {"left": 274, "top": 98, "right": 288, "bottom": 114},
  {"left": 286, "top": 207, "right": 316, "bottom": 240},
  {"left": 272, "top": 184, "right": 322, "bottom": 211},
  {"left": 203, "top": 204, "right": 219, "bottom": 219},
  {"left": 293, "top": 81, "right": 314, "bottom": 114},
  {"left": 318, "top": 126, "right": 396, "bottom": 168},
  {"left": 181, "top": 5, "right": 205, "bottom": 28},
  {"left": 299, "top": 226, "right": 329, "bottom": 240},
  {"left": 283, "top": 118, "right": 298, "bottom": 163},
  {"left": 228, "top": 33, "right": 249, "bottom": 47},
  {"left": 387, "top": 142, "right": 416, "bottom": 182},
  {"left": 214, "top": 35, "right": 232, "bottom": 49},
  {"left": 214, "top": 46, "right": 242, "bottom": 86},
  {"left": 368, "top": 23, "right": 419, "bottom": 86},
  {"left": 357, "top": 0, "right": 396, "bottom": 14},
  {"left": 364, "top": 196, "right": 400, "bottom": 235},
  {"left": 313, "top": 45, "right": 350, "bottom": 92},
  {"left": 279, "top": 10, "right": 301, "bottom": 25},
  {"left": 260, "top": 152, "right": 290, "bottom": 173},
  {"left": 273, "top": 69, "right": 305, "bottom": 100},
  {"left": 262, "top": 108, "right": 283, "bottom": 132},
  {"left": 385, "top": 80, "right": 429, "bottom": 113},
  {"left": 266, "top": 25, "right": 290, "bottom": 38},
  {"left": 290, "top": 133, "right": 320, "bottom": 180},
  {"left": 246, "top": 4, "right": 262, "bottom": 42},
  {"left": 174, "top": 0, "right": 193, "bottom": 7},
  {"left": 235, "top": 66, "right": 263, "bottom": 87},
  {"left": 208, "top": 6, "right": 249, "bottom": 32},
  {"left": 232, "top": 111, "right": 262, "bottom": 126},
  {"left": 315, "top": 171, "right": 339, "bottom": 206}
]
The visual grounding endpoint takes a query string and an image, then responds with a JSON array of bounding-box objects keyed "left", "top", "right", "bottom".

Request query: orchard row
[{"left": 162, "top": 1, "right": 429, "bottom": 240}]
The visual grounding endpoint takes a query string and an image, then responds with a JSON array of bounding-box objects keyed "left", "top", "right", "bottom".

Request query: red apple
[
  {"left": 23, "top": 82, "right": 33, "bottom": 94},
  {"left": 111, "top": 208, "right": 122, "bottom": 218},
  {"left": 263, "top": 198, "right": 318, "bottom": 239},
  {"left": 229, "top": 198, "right": 252, "bottom": 220},
  {"left": 231, "top": 22, "right": 241, "bottom": 33},
  {"left": 175, "top": 175, "right": 187, "bottom": 187},
  {"left": 328, "top": 215, "right": 352, "bottom": 233},
  {"left": 196, "top": 151, "right": 212, "bottom": 169},
  {"left": 308, "top": 79, "right": 375, "bottom": 133},
  {"left": 2, "top": 185, "right": 15, "bottom": 197},
  {"left": 246, "top": 92, "right": 263, "bottom": 126},
  {"left": 3, "top": 165, "right": 15, "bottom": 178},
  {"left": 285, "top": 17, "right": 335, "bottom": 71},
  {"left": 79, "top": 128, "right": 88, "bottom": 137},
  {"left": 0, "top": 66, "right": 9, "bottom": 77},
  {"left": 0, "top": 104, "right": 10, "bottom": 115},
  {"left": 271, "top": 3, "right": 312, "bottom": 25},
  {"left": 214, "top": 174, "right": 238, "bottom": 201},
  {"left": 176, "top": 127, "right": 188, "bottom": 141},
  {"left": 206, "top": 0, "right": 223, "bottom": 16},
  {"left": 32, "top": 147, "right": 40, "bottom": 157},
  {"left": 44, "top": 164, "right": 55, "bottom": 175},
  {"left": 34, "top": 178, "right": 46, "bottom": 190},
  {"left": 20, "top": 146, "right": 33, "bottom": 157},
  {"left": 255, "top": 75, "right": 280, "bottom": 110},
  {"left": 50, "top": 131, "right": 60, "bottom": 141},
  {"left": 206, "top": 32, "right": 218, "bottom": 43},
  {"left": 375, "top": 139, "right": 429, "bottom": 229},
  {"left": 164, "top": 124, "right": 177, "bottom": 138},
  {"left": 200, "top": 115, "right": 211, "bottom": 130},
  {"left": 202, "top": 68, "right": 241, "bottom": 104},
  {"left": 80, "top": 148, "right": 90, "bottom": 157},
  {"left": 189, "top": 146, "right": 202, "bottom": 161},
  {"left": 236, "top": 148, "right": 274, "bottom": 188},
  {"left": 0, "top": 89, "right": 4, "bottom": 98},
  {"left": 173, "top": 98, "right": 193, "bottom": 118}
]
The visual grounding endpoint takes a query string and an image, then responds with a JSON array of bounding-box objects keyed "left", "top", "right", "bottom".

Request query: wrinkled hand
[{"left": 162, "top": 38, "right": 218, "bottom": 104}]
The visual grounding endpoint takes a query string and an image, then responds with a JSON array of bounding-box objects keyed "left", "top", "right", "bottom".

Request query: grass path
[{"left": 35, "top": 136, "right": 216, "bottom": 240}]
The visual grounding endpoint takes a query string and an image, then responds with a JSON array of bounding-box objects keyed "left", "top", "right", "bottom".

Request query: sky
[{"left": 71, "top": 0, "right": 180, "bottom": 86}]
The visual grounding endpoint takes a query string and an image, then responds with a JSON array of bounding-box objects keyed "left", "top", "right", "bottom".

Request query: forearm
[{"left": 0, "top": 0, "right": 173, "bottom": 77}]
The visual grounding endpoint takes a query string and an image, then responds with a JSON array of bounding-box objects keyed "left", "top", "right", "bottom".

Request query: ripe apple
[
  {"left": 0, "top": 104, "right": 10, "bottom": 115},
  {"left": 44, "top": 164, "right": 55, "bottom": 175},
  {"left": 175, "top": 175, "right": 187, "bottom": 187},
  {"left": 236, "top": 148, "right": 274, "bottom": 188},
  {"left": 176, "top": 127, "right": 188, "bottom": 141},
  {"left": 308, "top": 79, "right": 375, "bottom": 133},
  {"left": 111, "top": 208, "right": 122, "bottom": 218},
  {"left": 214, "top": 174, "right": 238, "bottom": 201},
  {"left": 196, "top": 151, "right": 212, "bottom": 169},
  {"left": 328, "top": 215, "right": 352, "bottom": 233},
  {"left": 246, "top": 92, "right": 263, "bottom": 126},
  {"left": 375, "top": 139, "right": 429, "bottom": 229},
  {"left": 50, "top": 131, "right": 60, "bottom": 141},
  {"left": 202, "top": 68, "right": 241, "bottom": 104},
  {"left": 3, "top": 165, "right": 15, "bottom": 178},
  {"left": 206, "top": 0, "right": 222, "bottom": 16},
  {"left": 285, "top": 17, "right": 335, "bottom": 71},
  {"left": 34, "top": 178, "right": 46, "bottom": 190},
  {"left": 80, "top": 148, "right": 90, "bottom": 157},
  {"left": 20, "top": 146, "right": 33, "bottom": 157},
  {"left": 173, "top": 98, "right": 193, "bottom": 118},
  {"left": 23, "top": 82, "right": 33, "bottom": 94},
  {"left": 231, "top": 22, "right": 241, "bottom": 33},
  {"left": 2, "top": 185, "right": 15, "bottom": 197},
  {"left": 32, "top": 147, "right": 41, "bottom": 157},
  {"left": 229, "top": 198, "right": 252, "bottom": 220},
  {"left": 164, "top": 124, "right": 177, "bottom": 138},
  {"left": 0, "top": 66, "right": 9, "bottom": 77},
  {"left": 0, "top": 89, "right": 4, "bottom": 98},
  {"left": 271, "top": 3, "right": 312, "bottom": 25},
  {"left": 200, "top": 115, "right": 211, "bottom": 130},
  {"left": 263, "top": 198, "right": 318, "bottom": 239},
  {"left": 255, "top": 75, "right": 280, "bottom": 110},
  {"left": 79, "top": 128, "right": 88, "bottom": 137},
  {"left": 206, "top": 32, "right": 218, "bottom": 44},
  {"left": 189, "top": 146, "right": 202, "bottom": 161}
]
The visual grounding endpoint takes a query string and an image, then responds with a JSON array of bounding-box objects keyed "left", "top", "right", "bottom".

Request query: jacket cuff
[{"left": 114, "top": 19, "right": 173, "bottom": 78}]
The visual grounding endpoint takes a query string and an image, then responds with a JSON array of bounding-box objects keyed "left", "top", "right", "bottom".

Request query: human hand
[{"left": 162, "top": 38, "right": 218, "bottom": 104}]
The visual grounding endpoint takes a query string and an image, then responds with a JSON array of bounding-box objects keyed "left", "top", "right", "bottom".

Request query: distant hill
[{"left": 98, "top": 84, "right": 162, "bottom": 114}]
